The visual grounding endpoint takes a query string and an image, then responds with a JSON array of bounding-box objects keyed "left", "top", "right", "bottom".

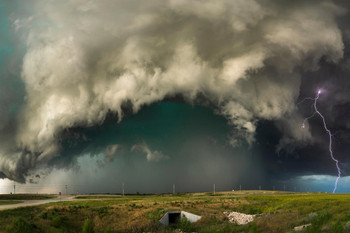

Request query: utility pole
[
  {"left": 122, "top": 183, "right": 125, "bottom": 196},
  {"left": 213, "top": 184, "right": 216, "bottom": 194},
  {"left": 273, "top": 185, "right": 275, "bottom": 191},
  {"left": 65, "top": 185, "right": 68, "bottom": 195},
  {"left": 259, "top": 185, "right": 261, "bottom": 191},
  {"left": 284, "top": 184, "right": 286, "bottom": 192},
  {"left": 13, "top": 182, "right": 15, "bottom": 194},
  {"left": 239, "top": 184, "right": 241, "bottom": 192},
  {"left": 173, "top": 184, "right": 175, "bottom": 195}
]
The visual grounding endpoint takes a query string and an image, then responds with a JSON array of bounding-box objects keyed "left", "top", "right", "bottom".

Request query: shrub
[
  {"left": 40, "top": 212, "right": 48, "bottom": 219},
  {"left": 51, "top": 216, "right": 63, "bottom": 228},
  {"left": 178, "top": 215, "right": 194, "bottom": 232},
  {"left": 247, "top": 206, "right": 262, "bottom": 215},
  {"left": 305, "top": 213, "right": 332, "bottom": 233},
  {"left": 6, "top": 217, "right": 35, "bottom": 233},
  {"left": 308, "top": 212, "right": 318, "bottom": 221},
  {"left": 331, "top": 222, "right": 344, "bottom": 233},
  {"left": 312, "top": 212, "right": 331, "bottom": 226},
  {"left": 345, "top": 221, "right": 350, "bottom": 230},
  {"left": 48, "top": 227, "right": 63, "bottom": 233},
  {"left": 82, "top": 219, "right": 94, "bottom": 233}
]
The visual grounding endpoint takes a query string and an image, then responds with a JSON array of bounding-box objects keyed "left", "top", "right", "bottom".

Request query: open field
[
  {"left": 0, "top": 194, "right": 56, "bottom": 200},
  {"left": 75, "top": 195, "right": 122, "bottom": 199},
  {"left": 0, "top": 191, "right": 350, "bottom": 232}
]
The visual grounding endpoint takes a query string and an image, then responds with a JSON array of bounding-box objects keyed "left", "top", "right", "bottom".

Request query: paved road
[{"left": 0, "top": 195, "right": 75, "bottom": 211}]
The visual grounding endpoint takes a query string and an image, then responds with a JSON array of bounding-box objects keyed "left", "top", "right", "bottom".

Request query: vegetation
[
  {"left": 82, "top": 219, "right": 94, "bottom": 233},
  {"left": 0, "top": 191, "right": 350, "bottom": 232},
  {"left": 176, "top": 215, "right": 194, "bottom": 232},
  {"left": 75, "top": 195, "right": 121, "bottom": 199},
  {"left": 0, "top": 194, "right": 56, "bottom": 200},
  {"left": 6, "top": 217, "right": 37, "bottom": 233},
  {"left": 0, "top": 201, "right": 22, "bottom": 205}
]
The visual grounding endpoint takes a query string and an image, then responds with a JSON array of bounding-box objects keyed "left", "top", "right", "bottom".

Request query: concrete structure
[{"left": 159, "top": 210, "right": 201, "bottom": 226}]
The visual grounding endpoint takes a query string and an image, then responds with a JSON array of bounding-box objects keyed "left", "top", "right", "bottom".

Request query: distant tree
[{"left": 82, "top": 219, "right": 94, "bottom": 233}]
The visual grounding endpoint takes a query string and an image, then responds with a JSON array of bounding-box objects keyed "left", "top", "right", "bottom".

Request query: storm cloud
[
  {"left": 0, "top": 0, "right": 349, "bottom": 187},
  {"left": 132, "top": 142, "right": 169, "bottom": 162}
]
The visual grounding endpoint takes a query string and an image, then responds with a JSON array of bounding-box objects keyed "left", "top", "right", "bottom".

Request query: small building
[{"left": 159, "top": 210, "right": 201, "bottom": 226}]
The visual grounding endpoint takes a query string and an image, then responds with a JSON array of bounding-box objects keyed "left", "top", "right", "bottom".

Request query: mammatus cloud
[
  {"left": 0, "top": 0, "right": 348, "bottom": 182},
  {"left": 131, "top": 143, "right": 169, "bottom": 162}
]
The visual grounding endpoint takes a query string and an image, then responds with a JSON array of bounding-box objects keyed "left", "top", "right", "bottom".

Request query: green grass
[
  {"left": 0, "top": 191, "right": 350, "bottom": 232},
  {"left": 0, "top": 194, "right": 56, "bottom": 200},
  {"left": 0, "top": 201, "right": 22, "bottom": 205},
  {"left": 74, "top": 195, "right": 121, "bottom": 199}
]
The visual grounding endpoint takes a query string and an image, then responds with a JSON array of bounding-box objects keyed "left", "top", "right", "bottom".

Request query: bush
[
  {"left": 48, "top": 227, "right": 63, "bottom": 233},
  {"left": 40, "top": 212, "right": 48, "bottom": 219},
  {"left": 247, "top": 206, "right": 262, "bottom": 215},
  {"left": 82, "top": 219, "right": 94, "bottom": 233},
  {"left": 51, "top": 216, "right": 63, "bottom": 228},
  {"left": 331, "top": 222, "right": 344, "bottom": 233},
  {"left": 345, "top": 221, "right": 350, "bottom": 230},
  {"left": 312, "top": 212, "right": 331, "bottom": 226},
  {"left": 308, "top": 212, "right": 318, "bottom": 221},
  {"left": 6, "top": 217, "right": 35, "bottom": 233},
  {"left": 305, "top": 213, "right": 332, "bottom": 233},
  {"left": 178, "top": 215, "right": 194, "bottom": 232}
]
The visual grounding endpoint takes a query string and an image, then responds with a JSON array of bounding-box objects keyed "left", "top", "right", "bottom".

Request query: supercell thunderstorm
[{"left": 0, "top": 0, "right": 349, "bottom": 190}]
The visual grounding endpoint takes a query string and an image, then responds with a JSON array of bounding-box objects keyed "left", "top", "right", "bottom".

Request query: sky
[{"left": 0, "top": 0, "right": 350, "bottom": 194}]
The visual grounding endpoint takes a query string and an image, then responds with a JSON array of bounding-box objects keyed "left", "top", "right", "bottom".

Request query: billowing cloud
[
  {"left": 0, "top": 0, "right": 348, "bottom": 182},
  {"left": 131, "top": 143, "right": 168, "bottom": 162},
  {"left": 96, "top": 144, "right": 121, "bottom": 167}
]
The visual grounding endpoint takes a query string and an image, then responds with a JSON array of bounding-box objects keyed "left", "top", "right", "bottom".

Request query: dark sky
[{"left": 1, "top": 0, "right": 350, "bottom": 194}]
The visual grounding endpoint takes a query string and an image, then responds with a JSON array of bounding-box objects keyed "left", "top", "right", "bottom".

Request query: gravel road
[{"left": 0, "top": 195, "right": 75, "bottom": 211}]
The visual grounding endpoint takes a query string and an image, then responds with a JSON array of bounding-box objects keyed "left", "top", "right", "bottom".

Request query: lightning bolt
[{"left": 301, "top": 89, "right": 341, "bottom": 193}]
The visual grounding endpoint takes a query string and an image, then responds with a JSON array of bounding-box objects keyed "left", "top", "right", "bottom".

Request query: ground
[{"left": 0, "top": 191, "right": 350, "bottom": 233}]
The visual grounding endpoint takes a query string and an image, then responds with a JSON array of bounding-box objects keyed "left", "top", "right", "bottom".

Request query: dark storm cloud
[
  {"left": 0, "top": 0, "right": 349, "bottom": 185},
  {"left": 0, "top": 0, "right": 29, "bottom": 182}
]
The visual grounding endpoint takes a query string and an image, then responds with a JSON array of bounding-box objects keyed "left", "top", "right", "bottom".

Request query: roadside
[
  {"left": 0, "top": 195, "right": 74, "bottom": 210},
  {"left": 0, "top": 200, "right": 23, "bottom": 205}
]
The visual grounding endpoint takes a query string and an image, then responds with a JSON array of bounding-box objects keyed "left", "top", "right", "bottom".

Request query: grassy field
[
  {"left": 75, "top": 195, "right": 122, "bottom": 199},
  {"left": 0, "top": 194, "right": 56, "bottom": 200},
  {"left": 0, "top": 200, "right": 22, "bottom": 205},
  {"left": 0, "top": 191, "right": 350, "bottom": 232}
]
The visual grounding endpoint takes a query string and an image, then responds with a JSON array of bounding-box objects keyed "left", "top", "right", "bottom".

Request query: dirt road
[{"left": 0, "top": 195, "right": 75, "bottom": 211}]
